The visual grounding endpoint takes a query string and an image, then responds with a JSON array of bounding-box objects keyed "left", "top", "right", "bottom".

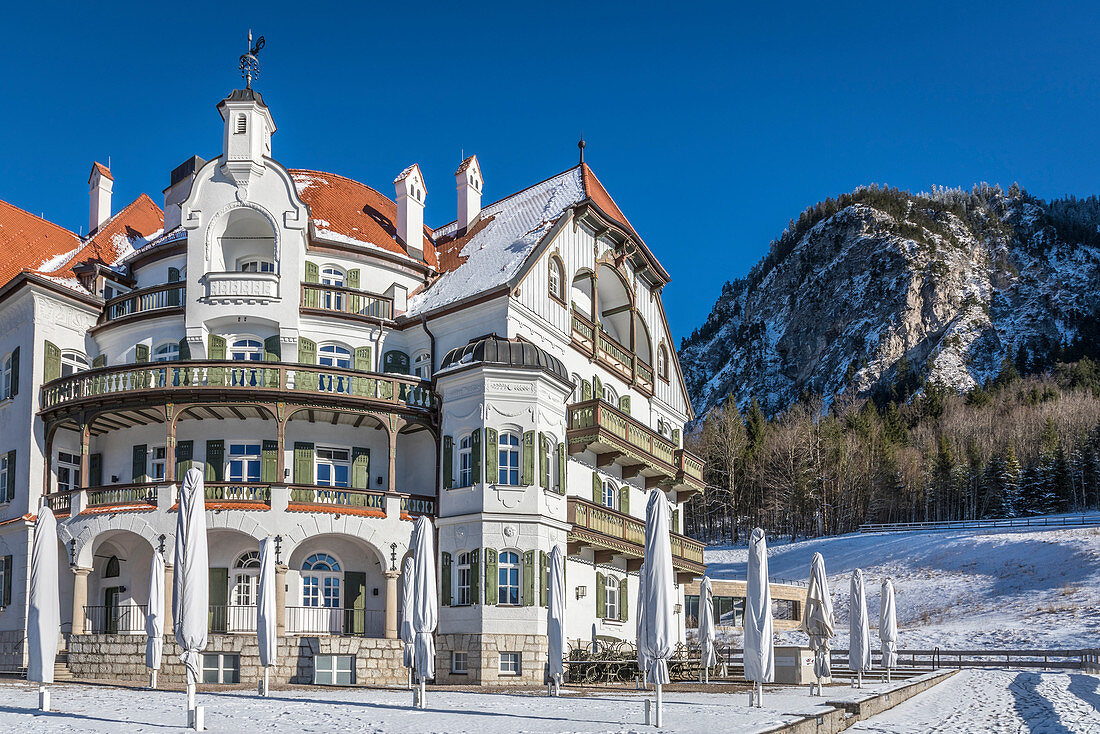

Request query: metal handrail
[{"left": 858, "top": 514, "right": 1100, "bottom": 534}]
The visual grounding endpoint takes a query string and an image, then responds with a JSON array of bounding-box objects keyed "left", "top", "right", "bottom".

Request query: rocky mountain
[{"left": 679, "top": 184, "right": 1100, "bottom": 417}]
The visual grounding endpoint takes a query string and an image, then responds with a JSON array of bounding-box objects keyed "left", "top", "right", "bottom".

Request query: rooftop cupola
[
  {"left": 455, "top": 155, "right": 482, "bottom": 232},
  {"left": 216, "top": 88, "right": 276, "bottom": 188},
  {"left": 88, "top": 162, "right": 113, "bottom": 234},
  {"left": 394, "top": 164, "right": 427, "bottom": 261}
]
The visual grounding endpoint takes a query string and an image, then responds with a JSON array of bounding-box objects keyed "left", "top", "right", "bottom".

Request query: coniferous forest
[{"left": 683, "top": 357, "right": 1100, "bottom": 543}]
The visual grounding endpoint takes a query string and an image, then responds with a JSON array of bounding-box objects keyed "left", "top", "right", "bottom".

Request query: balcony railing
[
  {"left": 571, "top": 309, "right": 655, "bottom": 395},
  {"left": 209, "top": 605, "right": 259, "bottom": 633},
  {"left": 205, "top": 483, "right": 270, "bottom": 503},
  {"left": 300, "top": 283, "right": 394, "bottom": 320},
  {"left": 87, "top": 483, "right": 157, "bottom": 507},
  {"left": 285, "top": 606, "right": 384, "bottom": 637},
  {"left": 567, "top": 497, "right": 705, "bottom": 575},
  {"left": 204, "top": 271, "right": 279, "bottom": 303},
  {"left": 83, "top": 604, "right": 147, "bottom": 634},
  {"left": 289, "top": 486, "right": 385, "bottom": 510},
  {"left": 44, "top": 490, "right": 73, "bottom": 514},
  {"left": 101, "top": 283, "right": 185, "bottom": 324},
  {"left": 40, "top": 361, "right": 438, "bottom": 414},
  {"left": 400, "top": 495, "right": 435, "bottom": 517}
]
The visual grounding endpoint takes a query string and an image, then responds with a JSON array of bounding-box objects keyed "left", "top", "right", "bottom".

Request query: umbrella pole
[
  {"left": 263, "top": 667, "right": 270, "bottom": 697},
  {"left": 655, "top": 682, "right": 663, "bottom": 727},
  {"left": 757, "top": 681, "right": 763, "bottom": 708},
  {"left": 419, "top": 677, "right": 426, "bottom": 710},
  {"left": 857, "top": 671, "right": 862, "bottom": 689},
  {"left": 150, "top": 669, "right": 157, "bottom": 690},
  {"left": 38, "top": 684, "right": 49, "bottom": 712},
  {"left": 407, "top": 669, "right": 412, "bottom": 690},
  {"left": 554, "top": 677, "right": 560, "bottom": 697}
]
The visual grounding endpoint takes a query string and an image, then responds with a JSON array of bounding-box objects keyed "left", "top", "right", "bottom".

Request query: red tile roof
[
  {"left": 580, "top": 163, "right": 641, "bottom": 243},
  {"left": 89, "top": 162, "right": 114, "bottom": 183},
  {"left": 286, "top": 503, "right": 386, "bottom": 519},
  {"left": 75, "top": 194, "right": 164, "bottom": 269},
  {"left": 0, "top": 200, "right": 81, "bottom": 287},
  {"left": 290, "top": 169, "right": 437, "bottom": 268}
]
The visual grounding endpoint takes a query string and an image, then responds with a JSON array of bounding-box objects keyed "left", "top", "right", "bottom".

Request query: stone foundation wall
[
  {"left": 436, "top": 633, "right": 547, "bottom": 686},
  {"left": 0, "top": 629, "right": 26, "bottom": 673},
  {"left": 69, "top": 634, "right": 406, "bottom": 686}
]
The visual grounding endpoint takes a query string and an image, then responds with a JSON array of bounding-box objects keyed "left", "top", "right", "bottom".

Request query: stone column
[
  {"left": 387, "top": 429, "right": 399, "bottom": 494},
  {"left": 384, "top": 570, "right": 400, "bottom": 639},
  {"left": 275, "top": 564, "right": 287, "bottom": 636},
  {"left": 163, "top": 564, "right": 174, "bottom": 631},
  {"left": 72, "top": 567, "right": 91, "bottom": 634}
]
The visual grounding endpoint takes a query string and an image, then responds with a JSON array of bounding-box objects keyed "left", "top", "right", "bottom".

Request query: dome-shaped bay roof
[{"left": 440, "top": 335, "right": 569, "bottom": 384}]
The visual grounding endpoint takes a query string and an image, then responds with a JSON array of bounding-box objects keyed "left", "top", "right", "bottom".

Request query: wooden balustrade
[
  {"left": 570, "top": 308, "right": 655, "bottom": 395},
  {"left": 205, "top": 483, "right": 270, "bottom": 503},
  {"left": 101, "top": 283, "right": 184, "bottom": 324},
  {"left": 400, "top": 494, "right": 435, "bottom": 517},
  {"left": 86, "top": 483, "right": 157, "bottom": 507},
  {"left": 301, "top": 283, "right": 394, "bottom": 320},
  {"left": 567, "top": 497, "right": 704, "bottom": 572}
]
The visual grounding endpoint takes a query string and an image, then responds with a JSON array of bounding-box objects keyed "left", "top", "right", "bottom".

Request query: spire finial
[
  {"left": 239, "top": 31, "right": 265, "bottom": 89},
  {"left": 578, "top": 136, "right": 586, "bottom": 165}
]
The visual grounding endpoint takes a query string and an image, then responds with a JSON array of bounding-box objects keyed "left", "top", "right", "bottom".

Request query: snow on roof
[{"left": 407, "top": 167, "right": 586, "bottom": 315}]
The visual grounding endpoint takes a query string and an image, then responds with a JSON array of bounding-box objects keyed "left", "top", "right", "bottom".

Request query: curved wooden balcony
[
  {"left": 570, "top": 309, "right": 654, "bottom": 395},
  {"left": 566, "top": 497, "right": 705, "bottom": 581},
  {"left": 39, "top": 360, "right": 438, "bottom": 423},
  {"left": 300, "top": 283, "right": 394, "bottom": 322},
  {"left": 95, "top": 283, "right": 185, "bottom": 330}
]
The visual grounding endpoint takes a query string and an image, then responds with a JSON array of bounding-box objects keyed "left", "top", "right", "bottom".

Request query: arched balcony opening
[
  {"left": 285, "top": 533, "right": 389, "bottom": 637},
  {"left": 79, "top": 530, "right": 156, "bottom": 635},
  {"left": 205, "top": 208, "right": 279, "bottom": 302}
]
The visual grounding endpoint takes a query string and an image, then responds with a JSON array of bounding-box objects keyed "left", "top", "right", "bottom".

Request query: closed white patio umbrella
[
  {"left": 257, "top": 536, "right": 277, "bottom": 696},
  {"left": 635, "top": 560, "right": 648, "bottom": 688},
  {"left": 743, "top": 527, "right": 774, "bottom": 708},
  {"left": 410, "top": 516, "right": 437, "bottom": 709},
  {"left": 640, "top": 489, "right": 674, "bottom": 727},
  {"left": 400, "top": 556, "right": 415, "bottom": 689},
  {"left": 801, "top": 552, "right": 834, "bottom": 696},
  {"left": 880, "top": 578, "right": 898, "bottom": 682},
  {"left": 28, "top": 505, "right": 59, "bottom": 712},
  {"left": 849, "top": 569, "right": 871, "bottom": 688},
  {"left": 697, "top": 576, "right": 717, "bottom": 684},
  {"left": 146, "top": 549, "right": 165, "bottom": 689},
  {"left": 174, "top": 467, "right": 209, "bottom": 729},
  {"left": 546, "top": 544, "right": 566, "bottom": 696}
]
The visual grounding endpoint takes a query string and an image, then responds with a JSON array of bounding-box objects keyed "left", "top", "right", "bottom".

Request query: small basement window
[
  {"left": 315, "top": 654, "right": 355, "bottom": 685},
  {"left": 499, "top": 651, "right": 521, "bottom": 676},
  {"left": 202, "top": 653, "right": 240, "bottom": 684},
  {"left": 451, "top": 651, "right": 468, "bottom": 674}
]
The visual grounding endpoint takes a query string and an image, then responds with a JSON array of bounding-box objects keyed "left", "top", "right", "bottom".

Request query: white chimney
[
  {"left": 162, "top": 155, "right": 205, "bottom": 231},
  {"left": 455, "top": 155, "right": 483, "bottom": 232},
  {"left": 394, "top": 164, "right": 427, "bottom": 261},
  {"left": 88, "top": 162, "right": 113, "bottom": 234}
]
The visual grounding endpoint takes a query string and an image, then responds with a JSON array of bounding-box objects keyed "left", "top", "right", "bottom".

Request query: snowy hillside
[
  {"left": 703, "top": 517, "right": 1100, "bottom": 650},
  {"left": 680, "top": 185, "right": 1100, "bottom": 416}
]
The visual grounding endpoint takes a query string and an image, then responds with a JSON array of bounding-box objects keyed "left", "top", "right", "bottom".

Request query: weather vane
[{"left": 239, "top": 30, "right": 265, "bottom": 89}]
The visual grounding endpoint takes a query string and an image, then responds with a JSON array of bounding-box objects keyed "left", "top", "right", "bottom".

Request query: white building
[{"left": 0, "top": 81, "right": 704, "bottom": 686}]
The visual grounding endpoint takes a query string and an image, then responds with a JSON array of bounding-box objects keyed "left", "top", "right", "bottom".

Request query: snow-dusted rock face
[{"left": 680, "top": 186, "right": 1100, "bottom": 416}]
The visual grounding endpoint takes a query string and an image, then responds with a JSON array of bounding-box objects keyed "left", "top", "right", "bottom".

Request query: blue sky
[{"left": 2, "top": 2, "right": 1099, "bottom": 342}]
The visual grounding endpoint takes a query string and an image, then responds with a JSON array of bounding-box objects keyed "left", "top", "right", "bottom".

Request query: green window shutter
[
  {"left": 176, "top": 440, "right": 194, "bottom": 480},
  {"left": 469, "top": 548, "right": 480, "bottom": 605},
  {"left": 619, "top": 577, "right": 629, "bottom": 622},
  {"left": 208, "top": 334, "right": 226, "bottom": 360},
  {"left": 345, "top": 572, "right": 367, "bottom": 634},
  {"left": 205, "top": 440, "right": 225, "bottom": 482},
  {"left": 521, "top": 431, "right": 535, "bottom": 485},
  {"left": 539, "top": 551, "right": 548, "bottom": 607},
  {"left": 485, "top": 428, "right": 498, "bottom": 483},
  {"left": 442, "top": 436, "right": 453, "bottom": 489},
  {"left": 557, "top": 443, "right": 567, "bottom": 494},
  {"left": 581, "top": 379, "right": 592, "bottom": 401},
  {"left": 471, "top": 430, "right": 482, "bottom": 484},
  {"left": 347, "top": 269, "right": 361, "bottom": 312},
  {"left": 592, "top": 471, "right": 603, "bottom": 504},
  {"left": 91, "top": 354, "right": 106, "bottom": 369},
  {"left": 347, "top": 269, "right": 360, "bottom": 289},
  {"left": 351, "top": 447, "right": 370, "bottom": 489},
  {"left": 9, "top": 347, "right": 17, "bottom": 396},
  {"left": 593, "top": 374, "right": 603, "bottom": 400},
  {"left": 178, "top": 338, "right": 190, "bottom": 360},
  {"left": 618, "top": 395, "right": 631, "bottom": 415},
  {"left": 539, "top": 433, "right": 549, "bottom": 489},
  {"left": 672, "top": 429, "right": 681, "bottom": 446},
  {"left": 132, "top": 444, "right": 148, "bottom": 483},
  {"left": 264, "top": 335, "right": 281, "bottom": 362},
  {"left": 672, "top": 509, "right": 679, "bottom": 534},
  {"left": 304, "top": 261, "right": 319, "bottom": 283},
  {"left": 293, "top": 442, "right": 314, "bottom": 485},
  {"left": 298, "top": 337, "right": 316, "bottom": 364},
  {"left": 261, "top": 440, "right": 278, "bottom": 483},
  {"left": 135, "top": 344, "right": 149, "bottom": 363},
  {"left": 595, "top": 571, "right": 606, "bottom": 619},
  {"left": 441, "top": 551, "right": 453, "bottom": 607},
  {"left": 168, "top": 267, "right": 181, "bottom": 282},
  {"left": 484, "top": 549, "right": 498, "bottom": 606},
  {"left": 43, "top": 341, "right": 61, "bottom": 383},
  {"left": 89, "top": 453, "right": 102, "bottom": 488},
  {"left": 1, "top": 555, "right": 11, "bottom": 607},
  {"left": 522, "top": 550, "right": 535, "bottom": 607},
  {"left": 167, "top": 268, "right": 181, "bottom": 306},
  {"left": 383, "top": 350, "right": 409, "bottom": 375},
  {"left": 620, "top": 486, "right": 630, "bottom": 515},
  {"left": 354, "top": 346, "right": 372, "bottom": 372},
  {"left": 208, "top": 568, "right": 229, "bottom": 632},
  {"left": 6, "top": 451, "right": 15, "bottom": 500}
]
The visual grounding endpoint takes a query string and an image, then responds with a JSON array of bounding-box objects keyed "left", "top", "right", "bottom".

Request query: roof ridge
[
  {"left": 0, "top": 198, "right": 79, "bottom": 240},
  {"left": 432, "top": 164, "right": 583, "bottom": 235}
]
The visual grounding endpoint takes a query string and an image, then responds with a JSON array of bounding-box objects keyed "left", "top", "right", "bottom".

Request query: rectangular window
[
  {"left": 57, "top": 451, "right": 80, "bottom": 493},
  {"left": 456, "top": 552, "right": 471, "bottom": 606},
  {"left": 458, "top": 438, "right": 472, "bottom": 487},
  {"left": 0, "top": 455, "right": 8, "bottom": 504},
  {"left": 201, "top": 653, "right": 240, "bottom": 684},
  {"left": 315, "top": 447, "right": 350, "bottom": 488},
  {"left": 0, "top": 556, "right": 8, "bottom": 606},
  {"left": 150, "top": 446, "right": 167, "bottom": 481},
  {"left": 499, "top": 652, "right": 521, "bottom": 676},
  {"left": 1, "top": 355, "right": 10, "bottom": 400},
  {"left": 315, "top": 654, "right": 355, "bottom": 685},
  {"left": 228, "top": 443, "right": 262, "bottom": 483},
  {"left": 451, "top": 651, "right": 468, "bottom": 674},
  {"left": 497, "top": 433, "right": 520, "bottom": 485}
]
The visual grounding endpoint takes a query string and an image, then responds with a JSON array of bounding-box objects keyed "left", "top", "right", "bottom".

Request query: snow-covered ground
[
  {"left": 704, "top": 515, "right": 1100, "bottom": 650},
  {"left": 0, "top": 677, "right": 932, "bottom": 733},
  {"left": 848, "top": 669, "right": 1100, "bottom": 733}
]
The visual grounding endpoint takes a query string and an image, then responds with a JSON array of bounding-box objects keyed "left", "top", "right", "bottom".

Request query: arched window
[
  {"left": 232, "top": 551, "right": 260, "bottom": 608},
  {"left": 1, "top": 353, "right": 12, "bottom": 400},
  {"left": 302, "top": 553, "right": 341, "bottom": 609},
  {"left": 456, "top": 552, "right": 471, "bottom": 606},
  {"left": 230, "top": 339, "right": 264, "bottom": 361},
  {"left": 497, "top": 551, "right": 520, "bottom": 605},
  {"left": 61, "top": 351, "right": 89, "bottom": 377},
  {"left": 239, "top": 259, "right": 275, "bottom": 273},
  {"left": 602, "top": 383, "right": 618, "bottom": 406},
  {"left": 413, "top": 351, "right": 431, "bottom": 379},
  {"left": 604, "top": 575, "right": 619, "bottom": 619},
  {"left": 570, "top": 373, "right": 584, "bottom": 403},
  {"left": 104, "top": 556, "right": 120, "bottom": 578},
  {"left": 458, "top": 435, "right": 473, "bottom": 487},
  {"left": 318, "top": 344, "right": 352, "bottom": 369},
  {"left": 321, "top": 266, "right": 345, "bottom": 310},
  {"left": 548, "top": 256, "right": 565, "bottom": 303},
  {"left": 603, "top": 479, "right": 618, "bottom": 510},
  {"left": 657, "top": 344, "right": 669, "bottom": 381},
  {"left": 153, "top": 342, "right": 179, "bottom": 362},
  {"left": 497, "top": 432, "right": 521, "bottom": 485}
]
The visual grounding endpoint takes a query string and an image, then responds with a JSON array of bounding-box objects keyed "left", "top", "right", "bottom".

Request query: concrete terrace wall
[
  {"left": 436, "top": 632, "right": 548, "bottom": 686},
  {"left": 69, "top": 634, "right": 405, "bottom": 686}
]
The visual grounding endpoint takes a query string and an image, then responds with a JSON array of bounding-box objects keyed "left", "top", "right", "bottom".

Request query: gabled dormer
[
  {"left": 216, "top": 88, "right": 276, "bottom": 189},
  {"left": 394, "top": 164, "right": 427, "bottom": 261}
]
